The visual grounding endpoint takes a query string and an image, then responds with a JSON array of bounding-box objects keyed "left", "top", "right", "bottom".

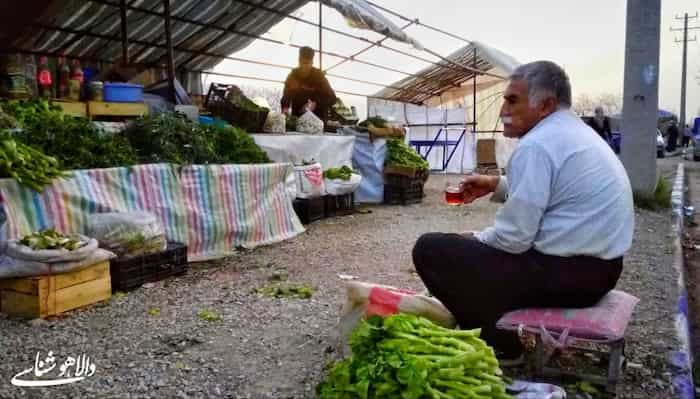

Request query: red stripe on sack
[{"left": 366, "top": 287, "right": 403, "bottom": 317}]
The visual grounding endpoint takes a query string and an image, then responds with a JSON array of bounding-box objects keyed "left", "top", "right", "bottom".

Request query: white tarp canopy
[
  {"left": 322, "top": 0, "right": 423, "bottom": 50},
  {"left": 368, "top": 41, "right": 521, "bottom": 173}
]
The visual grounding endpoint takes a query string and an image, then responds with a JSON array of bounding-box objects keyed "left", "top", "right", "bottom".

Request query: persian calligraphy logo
[{"left": 11, "top": 351, "right": 96, "bottom": 387}]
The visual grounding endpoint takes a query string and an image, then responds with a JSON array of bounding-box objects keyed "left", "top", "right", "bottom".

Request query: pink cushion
[{"left": 497, "top": 290, "right": 639, "bottom": 342}]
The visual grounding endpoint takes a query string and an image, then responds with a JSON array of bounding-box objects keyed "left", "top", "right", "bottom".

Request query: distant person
[
  {"left": 683, "top": 123, "right": 692, "bottom": 151},
  {"left": 667, "top": 120, "right": 680, "bottom": 153},
  {"left": 586, "top": 106, "right": 612, "bottom": 143},
  {"left": 281, "top": 46, "right": 337, "bottom": 124}
]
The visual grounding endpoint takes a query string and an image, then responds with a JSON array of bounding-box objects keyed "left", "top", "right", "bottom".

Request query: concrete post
[{"left": 620, "top": 0, "right": 661, "bottom": 197}]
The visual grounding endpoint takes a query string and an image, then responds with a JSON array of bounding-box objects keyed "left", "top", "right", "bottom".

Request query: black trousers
[{"left": 412, "top": 233, "right": 623, "bottom": 357}]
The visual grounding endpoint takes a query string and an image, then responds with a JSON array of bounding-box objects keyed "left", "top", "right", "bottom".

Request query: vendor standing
[{"left": 281, "top": 46, "right": 337, "bottom": 125}]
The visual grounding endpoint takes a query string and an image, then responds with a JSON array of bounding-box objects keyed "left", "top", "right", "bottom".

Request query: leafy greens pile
[
  {"left": 385, "top": 139, "right": 429, "bottom": 172},
  {"left": 317, "top": 313, "right": 513, "bottom": 399},
  {"left": 6, "top": 99, "right": 137, "bottom": 170},
  {"left": 324, "top": 165, "right": 358, "bottom": 181},
  {"left": 19, "top": 229, "right": 84, "bottom": 251},
  {"left": 122, "top": 113, "right": 270, "bottom": 164},
  {"left": 0, "top": 129, "right": 67, "bottom": 191}
]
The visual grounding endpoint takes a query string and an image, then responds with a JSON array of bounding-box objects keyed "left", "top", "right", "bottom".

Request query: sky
[{"left": 208, "top": 0, "right": 700, "bottom": 121}]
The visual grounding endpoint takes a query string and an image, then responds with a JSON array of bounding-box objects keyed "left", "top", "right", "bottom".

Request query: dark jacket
[
  {"left": 586, "top": 117, "right": 612, "bottom": 142},
  {"left": 281, "top": 67, "right": 337, "bottom": 123}
]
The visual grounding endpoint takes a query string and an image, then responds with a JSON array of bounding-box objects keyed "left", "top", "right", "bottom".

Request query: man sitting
[{"left": 412, "top": 61, "right": 634, "bottom": 362}]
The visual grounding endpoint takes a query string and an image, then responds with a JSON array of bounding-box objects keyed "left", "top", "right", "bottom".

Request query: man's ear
[{"left": 539, "top": 97, "right": 558, "bottom": 116}]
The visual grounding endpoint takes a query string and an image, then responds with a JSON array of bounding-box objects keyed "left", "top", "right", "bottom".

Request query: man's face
[
  {"left": 499, "top": 79, "right": 554, "bottom": 138},
  {"left": 594, "top": 108, "right": 604, "bottom": 119},
  {"left": 298, "top": 57, "right": 313, "bottom": 76}
]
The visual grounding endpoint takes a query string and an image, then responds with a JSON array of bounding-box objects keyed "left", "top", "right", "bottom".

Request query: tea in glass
[{"left": 444, "top": 182, "right": 464, "bottom": 205}]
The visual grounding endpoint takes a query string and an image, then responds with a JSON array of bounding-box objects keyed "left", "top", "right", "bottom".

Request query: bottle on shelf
[
  {"left": 68, "top": 59, "right": 83, "bottom": 101},
  {"left": 37, "top": 56, "right": 53, "bottom": 99},
  {"left": 57, "top": 56, "right": 71, "bottom": 99}
]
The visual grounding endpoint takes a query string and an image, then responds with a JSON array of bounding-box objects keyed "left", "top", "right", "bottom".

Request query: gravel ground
[{"left": 0, "top": 160, "right": 684, "bottom": 399}]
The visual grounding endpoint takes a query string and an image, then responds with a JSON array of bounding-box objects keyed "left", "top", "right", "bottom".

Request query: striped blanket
[{"left": 0, "top": 163, "right": 304, "bottom": 261}]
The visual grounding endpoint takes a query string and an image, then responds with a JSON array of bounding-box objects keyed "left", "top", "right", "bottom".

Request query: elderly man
[{"left": 412, "top": 61, "right": 634, "bottom": 362}]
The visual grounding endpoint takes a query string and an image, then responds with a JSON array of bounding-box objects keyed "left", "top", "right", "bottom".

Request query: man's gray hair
[{"left": 509, "top": 61, "right": 572, "bottom": 109}]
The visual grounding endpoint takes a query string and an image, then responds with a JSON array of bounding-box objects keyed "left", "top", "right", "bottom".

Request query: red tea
[{"left": 445, "top": 189, "right": 463, "bottom": 205}]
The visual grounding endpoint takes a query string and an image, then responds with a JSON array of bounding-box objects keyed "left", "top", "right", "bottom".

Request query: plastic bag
[
  {"left": 337, "top": 281, "right": 456, "bottom": 354},
  {"left": 507, "top": 381, "right": 567, "bottom": 399},
  {"left": 296, "top": 110, "right": 324, "bottom": 134},
  {"left": 87, "top": 211, "right": 167, "bottom": 258},
  {"left": 324, "top": 173, "right": 362, "bottom": 195},
  {"left": 6, "top": 234, "right": 98, "bottom": 263},
  {"left": 293, "top": 163, "right": 325, "bottom": 198},
  {"left": 0, "top": 248, "right": 115, "bottom": 279},
  {"left": 263, "top": 111, "right": 286, "bottom": 133}
]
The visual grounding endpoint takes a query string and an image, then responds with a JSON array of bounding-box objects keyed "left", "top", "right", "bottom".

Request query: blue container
[
  {"left": 103, "top": 82, "right": 144, "bottom": 103},
  {"left": 199, "top": 116, "right": 214, "bottom": 125}
]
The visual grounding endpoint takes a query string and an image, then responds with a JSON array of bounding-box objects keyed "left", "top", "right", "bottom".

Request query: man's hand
[{"left": 462, "top": 175, "right": 500, "bottom": 204}]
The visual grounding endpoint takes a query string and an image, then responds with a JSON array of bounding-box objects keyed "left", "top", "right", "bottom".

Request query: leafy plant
[
  {"left": 123, "top": 113, "right": 270, "bottom": 165},
  {"left": 324, "top": 165, "right": 358, "bottom": 181},
  {"left": 634, "top": 174, "right": 671, "bottom": 210},
  {"left": 317, "top": 313, "right": 513, "bottom": 399},
  {"left": 198, "top": 309, "right": 222, "bottom": 322},
  {"left": 256, "top": 282, "right": 314, "bottom": 299},
  {"left": 6, "top": 101, "right": 137, "bottom": 170},
  {"left": 385, "top": 139, "right": 429, "bottom": 172}
]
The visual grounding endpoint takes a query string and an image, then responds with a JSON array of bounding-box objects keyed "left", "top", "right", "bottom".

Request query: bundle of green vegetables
[
  {"left": 122, "top": 113, "right": 270, "bottom": 164},
  {"left": 317, "top": 313, "right": 513, "bottom": 399},
  {"left": 0, "top": 130, "right": 67, "bottom": 192},
  {"left": 19, "top": 229, "right": 84, "bottom": 251},
  {"left": 324, "top": 165, "right": 358, "bottom": 181},
  {"left": 5, "top": 99, "right": 137, "bottom": 170},
  {"left": 385, "top": 139, "right": 429, "bottom": 172},
  {"left": 359, "top": 116, "right": 388, "bottom": 129}
]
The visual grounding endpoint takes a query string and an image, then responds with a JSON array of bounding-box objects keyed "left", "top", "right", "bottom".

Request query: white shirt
[{"left": 474, "top": 109, "right": 634, "bottom": 260}]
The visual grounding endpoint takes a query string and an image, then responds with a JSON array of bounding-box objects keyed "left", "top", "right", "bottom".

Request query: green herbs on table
[
  {"left": 122, "top": 113, "right": 270, "bottom": 165},
  {"left": 324, "top": 165, "right": 358, "bottom": 181},
  {"left": 317, "top": 313, "right": 513, "bottom": 399},
  {"left": 385, "top": 139, "right": 429, "bottom": 172},
  {"left": 19, "top": 229, "right": 84, "bottom": 251}
]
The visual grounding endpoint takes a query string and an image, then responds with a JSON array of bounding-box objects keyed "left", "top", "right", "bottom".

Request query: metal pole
[
  {"left": 163, "top": 0, "right": 176, "bottom": 103},
  {"left": 680, "top": 13, "right": 689, "bottom": 132},
  {"left": 119, "top": 0, "right": 129, "bottom": 64},
  {"left": 318, "top": 0, "right": 322, "bottom": 70},
  {"left": 472, "top": 47, "right": 477, "bottom": 128},
  {"left": 324, "top": 20, "right": 415, "bottom": 72}
]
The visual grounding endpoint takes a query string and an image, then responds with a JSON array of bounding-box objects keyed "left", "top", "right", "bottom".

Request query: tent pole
[
  {"left": 163, "top": 0, "right": 176, "bottom": 103},
  {"left": 318, "top": 0, "right": 323, "bottom": 69},
  {"left": 119, "top": 0, "right": 128, "bottom": 64},
  {"left": 472, "top": 47, "right": 477, "bottom": 129}
]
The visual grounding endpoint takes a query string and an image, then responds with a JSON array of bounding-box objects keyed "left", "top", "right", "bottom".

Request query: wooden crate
[
  {"left": 0, "top": 261, "right": 112, "bottom": 318},
  {"left": 53, "top": 101, "right": 87, "bottom": 118},
  {"left": 476, "top": 138, "right": 497, "bottom": 165},
  {"left": 87, "top": 101, "right": 148, "bottom": 119}
]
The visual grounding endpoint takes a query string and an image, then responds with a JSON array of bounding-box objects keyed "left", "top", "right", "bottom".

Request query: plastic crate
[
  {"left": 293, "top": 197, "right": 325, "bottom": 224},
  {"left": 324, "top": 193, "right": 355, "bottom": 217},
  {"left": 110, "top": 242, "right": 187, "bottom": 292},
  {"left": 384, "top": 174, "right": 425, "bottom": 205},
  {"left": 103, "top": 82, "right": 144, "bottom": 103}
]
